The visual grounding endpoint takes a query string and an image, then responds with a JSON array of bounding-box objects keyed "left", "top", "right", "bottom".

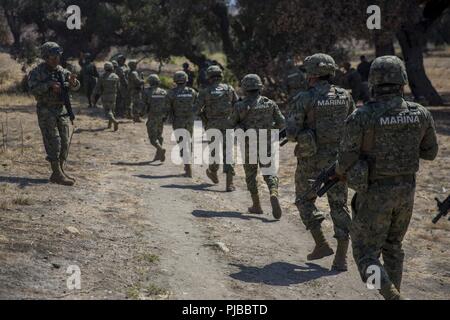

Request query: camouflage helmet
[
  {"left": 369, "top": 55, "right": 408, "bottom": 87},
  {"left": 41, "top": 42, "right": 63, "bottom": 59},
  {"left": 206, "top": 65, "right": 223, "bottom": 80},
  {"left": 148, "top": 74, "right": 160, "bottom": 86},
  {"left": 117, "top": 54, "right": 126, "bottom": 62},
  {"left": 111, "top": 60, "right": 119, "bottom": 68},
  {"left": 241, "top": 74, "right": 263, "bottom": 91},
  {"left": 303, "top": 53, "right": 337, "bottom": 77},
  {"left": 104, "top": 62, "right": 114, "bottom": 72},
  {"left": 173, "top": 71, "right": 188, "bottom": 84},
  {"left": 128, "top": 60, "right": 138, "bottom": 70}
]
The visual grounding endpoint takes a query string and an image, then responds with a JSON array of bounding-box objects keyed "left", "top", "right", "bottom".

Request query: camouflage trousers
[
  {"left": 351, "top": 179, "right": 415, "bottom": 291},
  {"left": 295, "top": 155, "right": 351, "bottom": 240},
  {"left": 116, "top": 89, "right": 131, "bottom": 117},
  {"left": 103, "top": 100, "right": 117, "bottom": 122},
  {"left": 207, "top": 128, "right": 235, "bottom": 175},
  {"left": 37, "top": 105, "right": 70, "bottom": 162},
  {"left": 130, "top": 92, "right": 142, "bottom": 117},
  {"left": 147, "top": 117, "right": 164, "bottom": 149},
  {"left": 173, "top": 120, "right": 193, "bottom": 160}
]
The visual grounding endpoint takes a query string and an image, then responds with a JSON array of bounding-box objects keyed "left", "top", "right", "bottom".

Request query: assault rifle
[
  {"left": 295, "top": 162, "right": 339, "bottom": 204},
  {"left": 432, "top": 195, "right": 450, "bottom": 224},
  {"left": 57, "top": 72, "right": 75, "bottom": 125}
]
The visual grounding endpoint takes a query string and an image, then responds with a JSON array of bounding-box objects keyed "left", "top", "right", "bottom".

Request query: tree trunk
[
  {"left": 397, "top": 27, "right": 443, "bottom": 106},
  {"left": 373, "top": 32, "right": 395, "bottom": 57}
]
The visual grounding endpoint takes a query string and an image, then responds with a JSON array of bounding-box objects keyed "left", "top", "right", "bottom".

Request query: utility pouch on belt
[
  {"left": 347, "top": 160, "right": 369, "bottom": 193},
  {"left": 295, "top": 129, "right": 317, "bottom": 158}
]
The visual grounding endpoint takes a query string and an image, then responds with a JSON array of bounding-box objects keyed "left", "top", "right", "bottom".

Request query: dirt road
[{"left": 0, "top": 97, "right": 449, "bottom": 299}]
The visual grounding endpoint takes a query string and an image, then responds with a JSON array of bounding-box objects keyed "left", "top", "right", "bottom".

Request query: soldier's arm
[
  {"left": 231, "top": 86, "right": 239, "bottom": 105},
  {"left": 286, "top": 93, "right": 309, "bottom": 141},
  {"left": 195, "top": 89, "right": 206, "bottom": 117},
  {"left": 228, "top": 102, "right": 241, "bottom": 128},
  {"left": 336, "top": 111, "right": 364, "bottom": 175},
  {"left": 347, "top": 91, "right": 356, "bottom": 114},
  {"left": 63, "top": 69, "right": 81, "bottom": 92},
  {"left": 28, "top": 68, "right": 52, "bottom": 96},
  {"left": 419, "top": 109, "right": 439, "bottom": 160},
  {"left": 272, "top": 102, "right": 286, "bottom": 129}
]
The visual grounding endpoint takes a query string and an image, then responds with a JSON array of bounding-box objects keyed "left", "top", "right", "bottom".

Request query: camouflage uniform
[
  {"left": 116, "top": 56, "right": 131, "bottom": 118},
  {"left": 128, "top": 60, "right": 145, "bottom": 122},
  {"left": 80, "top": 53, "right": 99, "bottom": 108},
  {"left": 230, "top": 74, "right": 285, "bottom": 219},
  {"left": 196, "top": 65, "right": 239, "bottom": 191},
  {"left": 143, "top": 74, "right": 169, "bottom": 162},
  {"left": 28, "top": 42, "right": 80, "bottom": 186},
  {"left": 167, "top": 71, "right": 198, "bottom": 177},
  {"left": 336, "top": 56, "right": 438, "bottom": 299},
  {"left": 287, "top": 53, "right": 354, "bottom": 270},
  {"left": 92, "top": 62, "right": 119, "bottom": 131},
  {"left": 284, "top": 59, "right": 308, "bottom": 101}
]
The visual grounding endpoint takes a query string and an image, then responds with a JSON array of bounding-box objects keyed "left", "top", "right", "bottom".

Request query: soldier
[
  {"left": 143, "top": 74, "right": 169, "bottom": 162},
  {"left": 284, "top": 58, "right": 308, "bottom": 101},
  {"left": 183, "top": 62, "right": 195, "bottom": 88},
  {"left": 92, "top": 62, "right": 120, "bottom": 131},
  {"left": 229, "top": 74, "right": 285, "bottom": 219},
  {"left": 80, "top": 52, "right": 99, "bottom": 108},
  {"left": 335, "top": 56, "right": 438, "bottom": 299},
  {"left": 167, "top": 71, "right": 198, "bottom": 177},
  {"left": 116, "top": 55, "right": 131, "bottom": 118},
  {"left": 286, "top": 53, "right": 354, "bottom": 271},
  {"left": 128, "top": 60, "right": 145, "bottom": 123},
  {"left": 28, "top": 42, "right": 80, "bottom": 186},
  {"left": 197, "top": 65, "right": 239, "bottom": 192}
]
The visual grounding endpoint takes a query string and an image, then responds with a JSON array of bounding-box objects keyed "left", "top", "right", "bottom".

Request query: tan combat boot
[
  {"left": 113, "top": 119, "right": 119, "bottom": 132},
  {"left": 206, "top": 169, "right": 219, "bottom": 184},
  {"left": 307, "top": 226, "right": 334, "bottom": 260},
  {"left": 108, "top": 119, "right": 112, "bottom": 129},
  {"left": 184, "top": 164, "right": 193, "bottom": 178},
  {"left": 248, "top": 193, "right": 263, "bottom": 215},
  {"left": 50, "top": 161, "right": 74, "bottom": 186},
  {"left": 379, "top": 283, "right": 404, "bottom": 300},
  {"left": 331, "top": 239, "right": 349, "bottom": 271},
  {"left": 59, "top": 159, "right": 76, "bottom": 183},
  {"left": 226, "top": 172, "right": 235, "bottom": 192},
  {"left": 269, "top": 188, "right": 282, "bottom": 219}
]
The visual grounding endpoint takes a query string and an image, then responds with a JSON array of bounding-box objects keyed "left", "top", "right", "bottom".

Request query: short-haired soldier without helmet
[
  {"left": 286, "top": 53, "right": 355, "bottom": 271},
  {"left": 28, "top": 42, "right": 81, "bottom": 186},
  {"left": 335, "top": 56, "right": 438, "bottom": 300}
]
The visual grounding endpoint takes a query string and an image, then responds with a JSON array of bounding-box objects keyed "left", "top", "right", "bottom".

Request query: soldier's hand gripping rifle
[
  {"left": 57, "top": 72, "right": 76, "bottom": 125},
  {"left": 432, "top": 195, "right": 450, "bottom": 224},
  {"left": 295, "top": 162, "right": 340, "bottom": 205}
]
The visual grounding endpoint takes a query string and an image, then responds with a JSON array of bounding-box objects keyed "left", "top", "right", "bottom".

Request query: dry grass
[{"left": 0, "top": 53, "right": 24, "bottom": 93}]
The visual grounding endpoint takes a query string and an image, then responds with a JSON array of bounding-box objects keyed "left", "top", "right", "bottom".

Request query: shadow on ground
[
  {"left": 113, "top": 160, "right": 162, "bottom": 167},
  {"left": 161, "top": 183, "right": 228, "bottom": 193},
  {"left": 192, "top": 209, "right": 277, "bottom": 223},
  {"left": 229, "top": 262, "right": 339, "bottom": 286},
  {"left": 135, "top": 174, "right": 184, "bottom": 180},
  {"left": 0, "top": 176, "right": 48, "bottom": 188}
]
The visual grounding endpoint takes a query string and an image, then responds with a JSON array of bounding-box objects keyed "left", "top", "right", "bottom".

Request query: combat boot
[
  {"left": 248, "top": 193, "right": 263, "bottom": 215},
  {"left": 160, "top": 148, "right": 166, "bottom": 162},
  {"left": 307, "top": 226, "right": 334, "bottom": 260},
  {"left": 50, "top": 161, "right": 74, "bottom": 186},
  {"left": 226, "top": 172, "right": 235, "bottom": 192},
  {"left": 133, "top": 114, "right": 142, "bottom": 123},
  {"left": 59, "top": 159, "right": 76, "bottom": 183},
  {"left": 152, "top": 147, "right": 164, "bottom": 162},
  {"left": 184, "top": 164, "right": 193, "bottom": 178},
  {"left": 206, "top": 169, "right": 219, "bottom": 184},
  {"left": 113, "top": 120, "right": 119, "bottom": 132},
  {"left": 269, "top": 188, "right": 282, "bottom": 219},
  {"left": 331, "top": 239, "right": 349, "bottom": 271},
  {"left": 379, "top": 283, "right": 403, "bottom": 300},
  {"left": 108, "top": 119, "right": 112, "bottom": 129}
]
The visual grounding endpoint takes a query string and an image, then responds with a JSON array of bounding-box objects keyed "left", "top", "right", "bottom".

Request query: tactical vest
[
  {"left": 100, "top": 73, "right": 119, "bottom": 103},
  {"left": 239, "top": 96, "right": 276, "bottom": 130},
  {"left": 203, "top": 84, "right": 234, "bottom": 128},
  {"left": 362, "top": 100, "right": 422, "bottom": 178},
  {"left": 171, "top": 87, "right": 196, "bottom": 119},
  {"left": 146, "top": 87, "right": 168, "bottom": 117},
  {"left": 307, "top": 86, "right": 350, "bottom": 147},
  {"left": 34, "top": 65, "right": 66, "bottom": 106}
]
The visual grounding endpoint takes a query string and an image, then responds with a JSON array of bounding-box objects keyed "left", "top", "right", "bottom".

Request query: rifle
[
  {"left": 432, "top": 195, "right": 450, "bottom": 224},
  {"left": 295, "top": 162, "right": 339, "bottom": 204},
  {"left": 57, "top": 72, "right": 75, "bottom": 125}
]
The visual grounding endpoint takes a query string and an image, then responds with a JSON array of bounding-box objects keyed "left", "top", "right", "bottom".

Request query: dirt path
[{"left": 0, "top": 98, "right": 449, "bottom": 299}]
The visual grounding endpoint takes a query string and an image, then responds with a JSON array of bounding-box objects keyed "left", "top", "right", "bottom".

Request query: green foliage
[{"left": 158, "top": 75, "right": 174, "bottom": 90}]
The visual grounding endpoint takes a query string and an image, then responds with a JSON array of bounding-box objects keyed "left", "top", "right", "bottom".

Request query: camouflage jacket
[
  {"left": 167, "top": 85, "right": 198, "bottom": 126},
  {"left": 93, "top": 71, "right": 119, "bottom": 103},
  {"left": 336, "top": 95, "right": 439, "bottom": 179},
  {"left": 116, "top": 64, "right": 129, "bottom": 90},
  {"left": 81, "top": 62, "right": 99, "bottom": 83},
  {"left": 28, "top": 62, "right": 80, "bottom": 108},
  {"left": 196, "top": 82, "right": 239, "bottom": 130},
  {"left": 128, "top": 70, "right": 144, "bottom": 95},
  {"left": 230, "top": 94, "right": 285, "bottom": 130},
  {"left": 287, "top": 80, "right": 355, "bottom": 156},
  {"left": 143, "top": 86, "right": 169, "bottom": 120}
]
